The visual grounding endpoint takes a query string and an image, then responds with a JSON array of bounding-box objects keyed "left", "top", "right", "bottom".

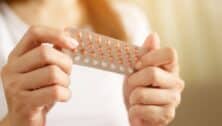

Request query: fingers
[
  {"left": 140, "top": 33, "right": 161, "bottom": 56},
  {"left": 143, "top": 33, "right": 160, "bottom": 51},
  {"left": 20, "top": 65, "right": 70, "bottom": 90},
  {"left": 126, "top": 33, "right": 183, "bottom": 126},
  {"left": 26, "top": 85, "right": 71, "bottom": 107},
  {"left": 135, "top": 48, "right": 179, "bottom": 73},
  {"left": 129, "top": 105, "right": 175, "bottom": 126},
  {"left": 128, "top": 67, "right": 184, "bottom": 92},
  {"left": 129, "top": 88, "right": 181, "bottom": 106},
  {"left": 10, "top": 26, "right": 79, "bottom": 58},
  {"left": 136, "top": 33, "right": 179, "bottom": 73},
  {"left": 13, "top": 44, "right": 73, "bottom": 74}
]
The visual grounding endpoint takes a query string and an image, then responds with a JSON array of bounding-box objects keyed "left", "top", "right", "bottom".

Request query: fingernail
[
  {"left": 153, "top": 32, "right": 158, "bottom": 37},
  {"left": 135, "top": 61, "right": 142, "bottom": 70},
  {"left": 153, "top": 32, "right": 159, "bottom": 41},
  {"left": 65, "top": 37, "right": 79, "bottom": 49}
]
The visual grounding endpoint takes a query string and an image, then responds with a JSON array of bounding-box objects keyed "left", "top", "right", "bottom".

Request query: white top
[{"left": 0, "top": 2, "right": 150, "bottom": 126}]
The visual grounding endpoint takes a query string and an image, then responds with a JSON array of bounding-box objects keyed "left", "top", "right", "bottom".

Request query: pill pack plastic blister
[{"left": 65, "top": 28, "right": 142, "bottom": 75}]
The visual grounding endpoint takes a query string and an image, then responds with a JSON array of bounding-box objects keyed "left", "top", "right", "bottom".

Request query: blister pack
[{"left": 65, "top": 28, "right": 142, "bottom": 75}]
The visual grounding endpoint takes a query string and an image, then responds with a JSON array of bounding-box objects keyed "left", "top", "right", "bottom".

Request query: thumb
[
  {"left": 142, "top": 32, "right": 160, "bottom": 53},
  {"left": 134, "top": 33, "right": 161, "bottom": 70}
]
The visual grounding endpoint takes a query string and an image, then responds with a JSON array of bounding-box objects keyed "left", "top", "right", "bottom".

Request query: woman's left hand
[{"left": 124, "top": 33, "right": 185, "bottom": 126}]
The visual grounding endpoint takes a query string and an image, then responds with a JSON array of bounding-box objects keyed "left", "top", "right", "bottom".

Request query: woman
[{"left": 0, "top": 0, "right": 184, "bottom": 126}]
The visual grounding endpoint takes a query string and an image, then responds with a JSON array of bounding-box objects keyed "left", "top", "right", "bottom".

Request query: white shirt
[{"left": 0, "top": 2, "right": 150, "bottom": 126}]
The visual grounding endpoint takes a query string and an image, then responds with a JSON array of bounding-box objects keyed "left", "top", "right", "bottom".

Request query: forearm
[{"left": 0, "top": 116, "right": 10, "bottom": 126}]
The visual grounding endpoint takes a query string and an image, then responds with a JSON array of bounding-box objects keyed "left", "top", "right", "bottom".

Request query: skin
[
  {"left": 1, "top": 26, "right": 79, "bottom": 126},
  {"left": 8, "top": 0, "right": 83, "bottom": 29},
  {"left": 124, "top": 34, "right": 184, "bottom": 126},
  {"left": 0, "top": 0, "right": 185, "bottom": 126}
]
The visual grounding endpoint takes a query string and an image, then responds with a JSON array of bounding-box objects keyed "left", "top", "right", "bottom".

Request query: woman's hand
[
  {"left": 124, "top": 33, "right": 185, "bottom": 126},
  {"left": 1, "top": 26, "right": 78, "bottom": 126}
]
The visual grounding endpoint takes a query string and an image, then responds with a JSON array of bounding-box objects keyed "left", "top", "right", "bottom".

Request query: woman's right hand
[{"left": 1, "top": 26, "right": 78, "bottom": 126}]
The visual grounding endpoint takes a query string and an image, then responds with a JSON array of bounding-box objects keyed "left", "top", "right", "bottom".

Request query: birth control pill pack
[{"left": 65, "top": 28, "right": 142, "bottom": 75}]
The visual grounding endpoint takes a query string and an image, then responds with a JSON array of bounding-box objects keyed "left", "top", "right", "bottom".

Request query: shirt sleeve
[
  {"left": 113, "top": 2, "right": 152, "bottom": 46},
  {"left": 0, "top": 10, "right": 9, "bottom": 121},
  {"left": 0, "top": 71, "right": 8, "bottom": 121}
]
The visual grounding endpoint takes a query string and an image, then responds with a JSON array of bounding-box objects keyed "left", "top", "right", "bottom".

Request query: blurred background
[{"left": 121, "top": 0, "right": 222, "bottom": 126}]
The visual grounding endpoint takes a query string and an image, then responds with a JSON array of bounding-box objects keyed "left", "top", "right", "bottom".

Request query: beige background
[{"left": 120, "top": 0, "right": 222, "bottom": 125}]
